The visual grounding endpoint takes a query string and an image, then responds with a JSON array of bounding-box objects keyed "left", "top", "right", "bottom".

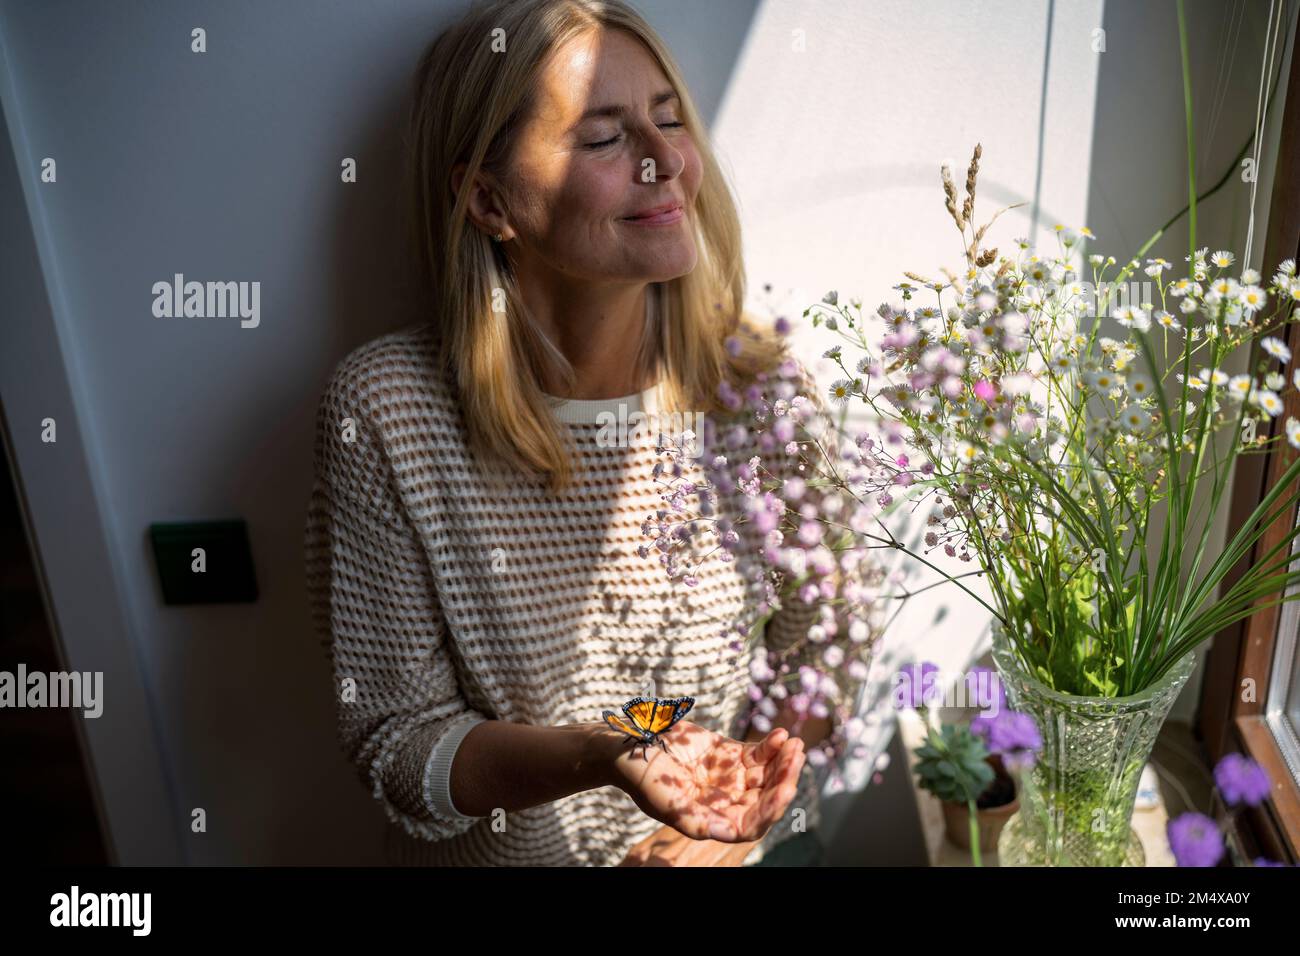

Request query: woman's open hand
[
  {"left": 617, "top": 823, "right": 759, "bottom": 866},
  {"left": 608, "top": 722, "right": 805, "bottom": 842}
]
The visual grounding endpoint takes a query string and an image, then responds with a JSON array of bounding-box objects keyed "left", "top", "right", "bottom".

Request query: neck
[{"left": 517, "top": 272, "right": 656, "bottom": 399}]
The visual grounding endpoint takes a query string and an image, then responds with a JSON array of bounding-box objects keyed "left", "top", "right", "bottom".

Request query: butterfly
[{"left": 602, "top": 693, "right": 695, "bottom": 761}]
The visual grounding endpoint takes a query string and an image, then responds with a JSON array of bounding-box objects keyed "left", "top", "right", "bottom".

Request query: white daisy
[
  {"left": 1113, "top": 304, "right": 1150, "bottom": 331},
  {"left": 1227, "top": 375, "right": 1254, "bottom": 401},
  {"left": 1287, "top": 417, "right": 1300, "bottom": 450},
  {"left": 1253, "top": 390, "right": 1284, "bottom": 417},
  {"left": 1261, "top": 336, "right": 1291, "bottom": 364},
  {"left": 1210, "top": 277, "right": 1240, "bottom": 298},
  {"left": 1119, "top": 406, "right": 1152, "bottom": 432},
  {"left": 1239, "top": 285, "right": 1268, "bottom": 312},
  {"left": 1085, "top": 369, "right": 1116, "bottom": 391},
  {"left": 1211, "top": 250, "right": 1236, "bottom": 268},
  {"left": 1126, "top": 373, "right": 1154, "bottom": 399}
]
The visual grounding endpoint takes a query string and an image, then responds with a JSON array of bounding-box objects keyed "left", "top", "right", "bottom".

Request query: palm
[{"left": 612, "top": 721, "right": 805, "bottom": 842}]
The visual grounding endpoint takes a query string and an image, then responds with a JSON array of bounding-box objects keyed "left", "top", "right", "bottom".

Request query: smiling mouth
[{"left": 620, "top": 204, "right": 685, "bottom": 225}]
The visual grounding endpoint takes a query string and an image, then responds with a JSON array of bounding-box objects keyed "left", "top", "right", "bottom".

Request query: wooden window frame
[{"left": 1199, "top": 17, "right": 1300, "bottom": 864}]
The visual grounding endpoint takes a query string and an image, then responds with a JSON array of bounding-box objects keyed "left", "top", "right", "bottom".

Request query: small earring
[{"left": 493, "top": 232, "right": 504, "bottom": 242}]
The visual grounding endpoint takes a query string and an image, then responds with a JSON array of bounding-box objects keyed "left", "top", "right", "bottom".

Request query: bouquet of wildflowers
[
  {"left": 801, "top": 143, "right": 1300, "bottom": 699},
  {"left": 639, "top": 352, "right": 904, "bottom": 775}
]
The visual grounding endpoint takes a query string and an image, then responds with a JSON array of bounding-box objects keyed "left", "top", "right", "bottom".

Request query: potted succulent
[
  {"left": 939, "top": 752, "right": 1017, "bottom": 854},
  {"left": 901, "top": 663, "right": 1041, "bottom": 865}
]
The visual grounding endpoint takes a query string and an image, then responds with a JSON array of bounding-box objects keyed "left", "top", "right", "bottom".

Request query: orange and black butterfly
[{"left": 602, "top": 694, "right": 695, "bottom": 760}]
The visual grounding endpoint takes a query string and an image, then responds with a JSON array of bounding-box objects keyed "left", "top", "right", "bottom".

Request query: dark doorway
[{"left": 0, "top": 400, "right": 109, "bottom": 864}]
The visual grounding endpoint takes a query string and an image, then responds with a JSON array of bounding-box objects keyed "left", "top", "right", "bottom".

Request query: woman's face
[{"left": 489, "top": 28, "right": 702, "bottom": 284}]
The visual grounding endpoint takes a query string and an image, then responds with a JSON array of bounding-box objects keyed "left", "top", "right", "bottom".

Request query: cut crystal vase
[{"left": 992, "top": 629, "right": 1196, "bottom": 867}]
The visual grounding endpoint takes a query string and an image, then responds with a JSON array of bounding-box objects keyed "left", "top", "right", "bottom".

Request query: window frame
[{"left": 1199, "top": 23, "right": 1300, "bottom": 862}]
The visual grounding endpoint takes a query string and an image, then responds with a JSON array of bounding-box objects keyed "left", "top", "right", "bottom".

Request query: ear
[{"left": 450, "top": 162, "right": 511, "bottom": 241}]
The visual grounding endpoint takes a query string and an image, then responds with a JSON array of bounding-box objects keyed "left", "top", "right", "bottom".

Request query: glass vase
[{"left": 991, "top": 628, "right": 1196, "bottom": 867}]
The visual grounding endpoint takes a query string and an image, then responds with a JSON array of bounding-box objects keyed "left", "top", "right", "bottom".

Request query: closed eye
[{"left": 585, "top": 122, "right": 685, "bottom": 150}]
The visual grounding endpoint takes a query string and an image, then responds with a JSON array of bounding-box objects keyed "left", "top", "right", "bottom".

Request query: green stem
[{"left": 1177, "top": 0, "right": 1197, "bottom": 259}]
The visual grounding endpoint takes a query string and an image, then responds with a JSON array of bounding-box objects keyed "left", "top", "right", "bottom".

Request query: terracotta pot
[{"left": 942, "top": 755, "right": 1018, "bottom": 853}]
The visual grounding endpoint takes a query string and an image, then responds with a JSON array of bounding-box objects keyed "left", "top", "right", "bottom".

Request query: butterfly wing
[
  {"left": 624, "top": 696, "right": 694, "bottom": 735},
  {"left": 622, "top": 697, "right": 659, "bottom": 734},
  {"left": 655, "top": 696, "right": 695, "bottom": 733},
  {"left": 602, "top": 710, "right": 643, "bottom": 740}
]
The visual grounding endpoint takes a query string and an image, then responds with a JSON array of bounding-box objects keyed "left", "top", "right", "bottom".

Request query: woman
[{"left": 304, "top": 0, "right": 836, "bottom": 867}]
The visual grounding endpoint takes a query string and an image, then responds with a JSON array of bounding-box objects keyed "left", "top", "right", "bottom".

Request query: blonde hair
[{"left": 403, "top": 0, "right": 789, "bottom": 492}]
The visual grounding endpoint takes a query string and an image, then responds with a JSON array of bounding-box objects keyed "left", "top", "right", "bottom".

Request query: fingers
[
  {"left": 743, "top": 727, "right": 789, "bottom": 769},
  {"left": 751, "top": 739, "right": 806, "bottom": 834},
  {"left": 744, "top": 732, "right": 804, "bottom": 788}
]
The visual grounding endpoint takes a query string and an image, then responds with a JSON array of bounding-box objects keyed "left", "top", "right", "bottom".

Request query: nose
[{"left": 637, "top": 122, "right": 685, "bottom": 182}]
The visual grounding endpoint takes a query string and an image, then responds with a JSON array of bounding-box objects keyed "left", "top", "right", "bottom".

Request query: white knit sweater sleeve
[{"left": 303, "top": 364, "right": 489, "bottom": 843}]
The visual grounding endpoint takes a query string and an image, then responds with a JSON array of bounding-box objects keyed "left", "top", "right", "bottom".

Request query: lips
[{"left": 622, "top": 201, "right": 683, "bottom": 221}]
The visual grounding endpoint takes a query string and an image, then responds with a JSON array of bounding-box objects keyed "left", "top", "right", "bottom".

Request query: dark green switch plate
[{"left": 149, "top": 520, "right": 258, "bottom": 604}]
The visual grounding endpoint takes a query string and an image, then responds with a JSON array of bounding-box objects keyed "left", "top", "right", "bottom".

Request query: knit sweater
[{"left": 303, "top": 322, "right": 829, "bottom": 866}]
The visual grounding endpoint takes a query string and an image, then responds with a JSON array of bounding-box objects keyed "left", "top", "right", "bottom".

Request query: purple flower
[
  {"left": 893, "top": 661, "right": 941, "bottom": 710},
  {"left": 1167, "top": 812, "right": 1224, "bottom": 867},
  {"left": 1253, "top": 857, "right": 1289, "bottom": 867},
  {"left": 973, "top": 379, "right": 996, "bottom": 402},
  {"left": 969, "top": 710, "right": 1041, "bottom": 770},
  {"left": 1213, "top": 753, "right": 1271, "bottom": 807},
  {"left": 774, "top": 316, "right": 792, "bottom": 335}
]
